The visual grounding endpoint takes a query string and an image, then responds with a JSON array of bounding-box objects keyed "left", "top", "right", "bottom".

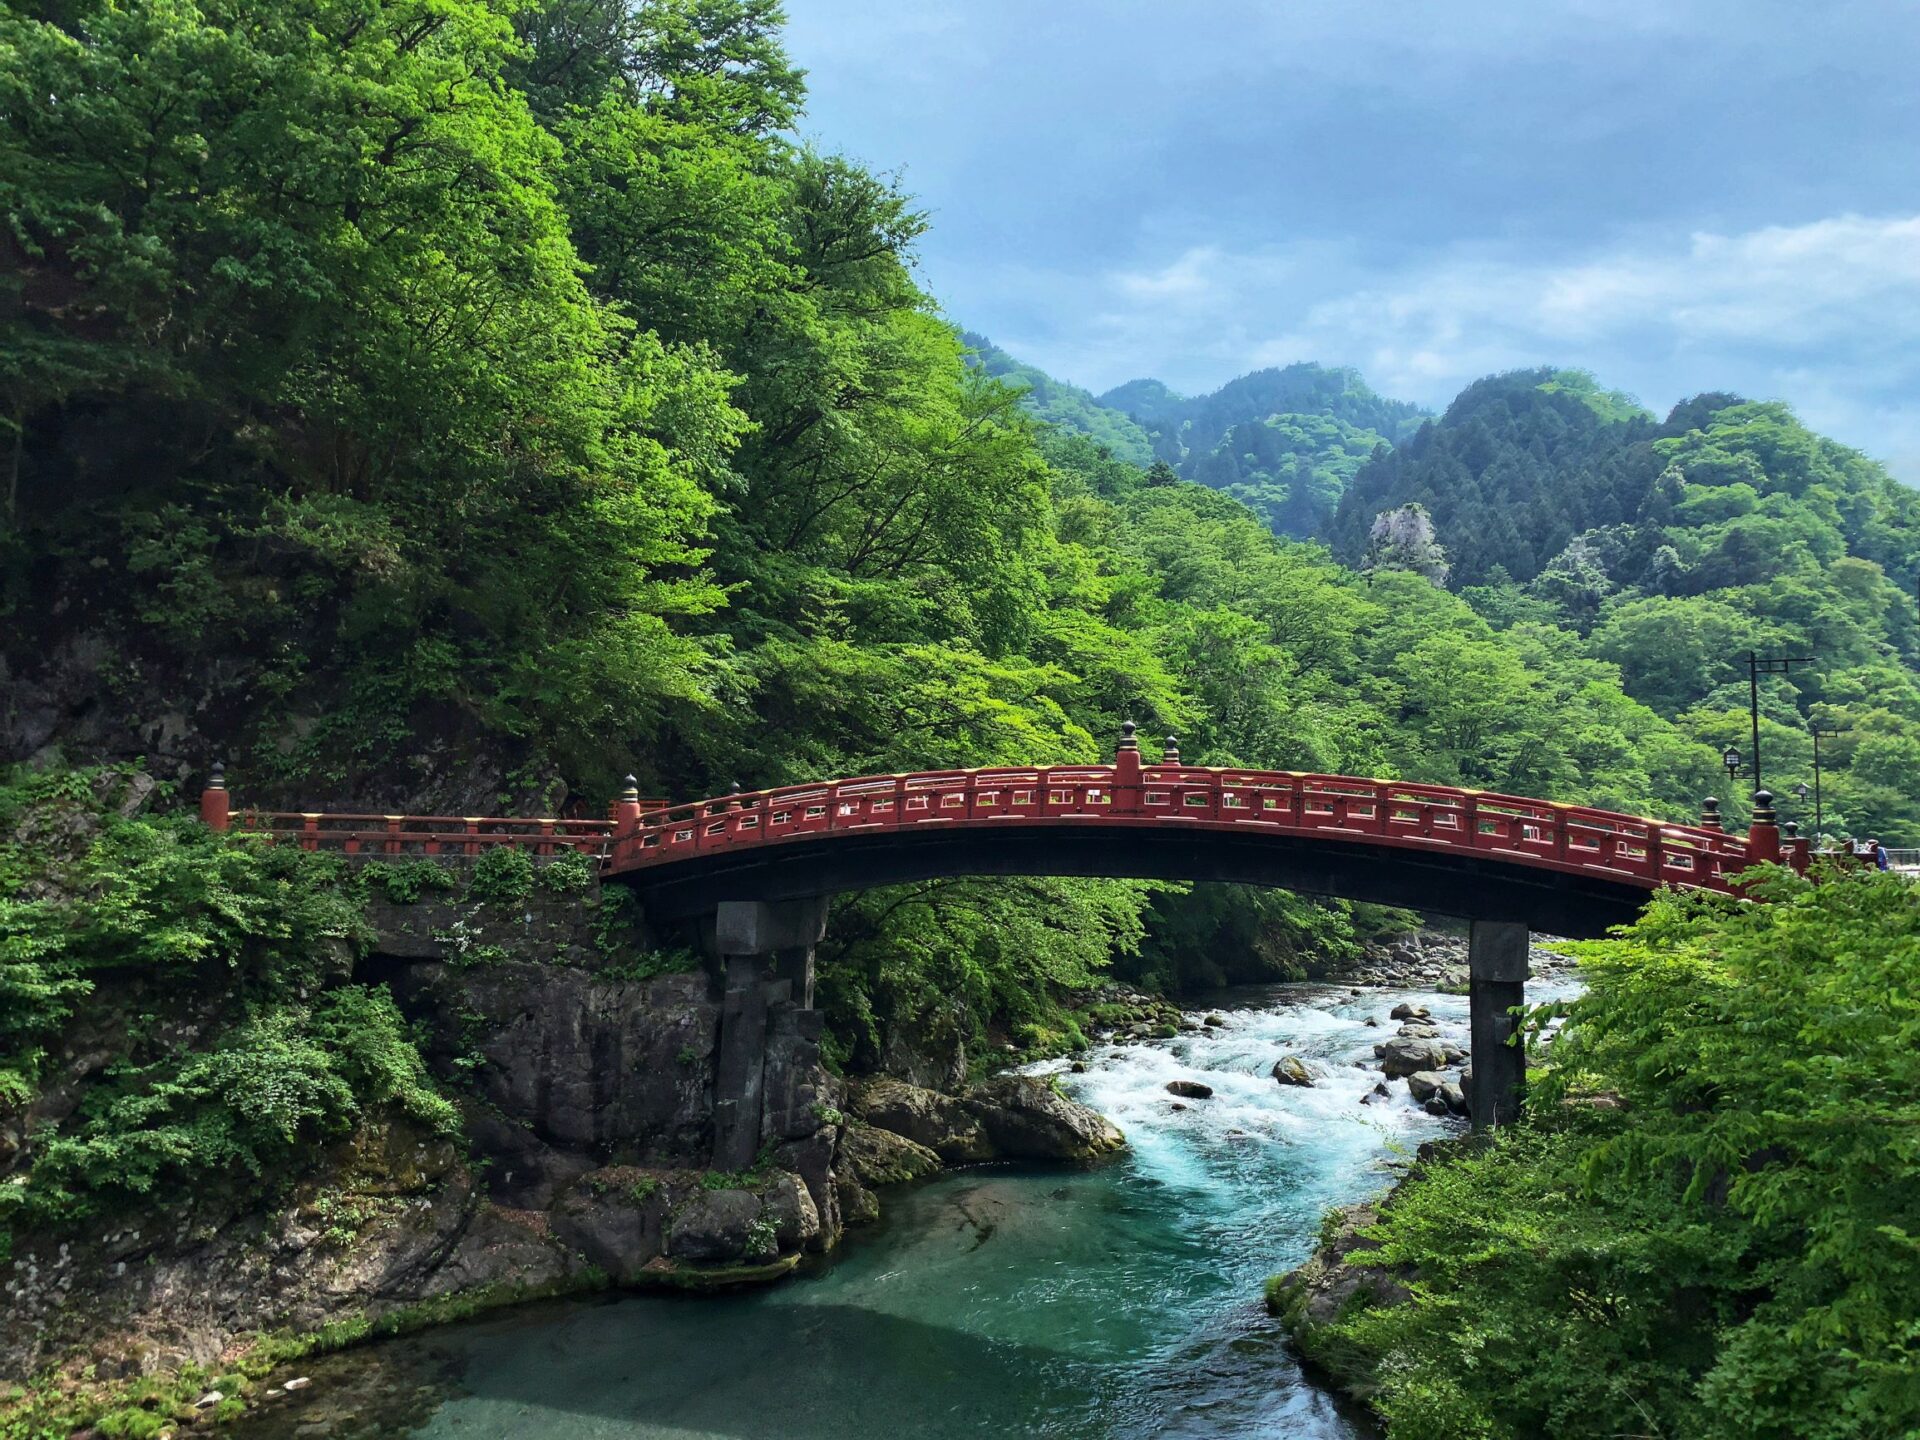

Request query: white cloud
[{"left": 976, "top": 214, "right": 1920, "bottom": 481}]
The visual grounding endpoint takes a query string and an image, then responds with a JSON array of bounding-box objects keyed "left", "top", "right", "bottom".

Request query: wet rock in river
[
  {"left": 1376, "top": 1036, "right": 1447, "bottom": 1079},
  {"left": 1270, "top": 1056, "right": 1315, "bottom": 1088},
  {"left": 1165, "top": 1080, "right": 1214, "bottom": 1100},
  {"left": 1405, "top": 1071, "right": 1446, "bottom": 1104}
]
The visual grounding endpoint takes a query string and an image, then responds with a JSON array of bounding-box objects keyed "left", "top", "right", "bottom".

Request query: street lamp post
[
  {"left": 1742, "top": 651, "right": 1814, "bottom": 794},
  {"left": 1809, "top": 725, "right": 1842, "bottom": 837}
]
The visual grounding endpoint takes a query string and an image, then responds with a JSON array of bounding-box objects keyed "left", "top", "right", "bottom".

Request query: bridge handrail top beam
[
  {"left": 236, "top": 810, "right": 613, "bottom": 830},
  {"left": 630, "top": 767, "right": 1745, "bottom": 849}
]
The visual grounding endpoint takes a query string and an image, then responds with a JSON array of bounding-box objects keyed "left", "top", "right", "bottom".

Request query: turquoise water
[{"left": 238, "top": 980, "right": 1515, "bottom": 1439}]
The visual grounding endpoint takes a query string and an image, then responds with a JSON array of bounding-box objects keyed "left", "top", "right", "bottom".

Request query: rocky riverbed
[{"left": 216, "top": 966, "right": 1579, "bottom": 1439}]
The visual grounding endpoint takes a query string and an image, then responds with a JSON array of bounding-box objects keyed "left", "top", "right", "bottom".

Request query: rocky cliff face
[{"left": 1, "top": 866, "right": 1126, "bottom": 1404}]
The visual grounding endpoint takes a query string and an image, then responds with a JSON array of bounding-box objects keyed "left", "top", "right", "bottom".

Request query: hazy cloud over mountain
[{"left": 784, "top": 1, "right": 1920, "bottom": 477}]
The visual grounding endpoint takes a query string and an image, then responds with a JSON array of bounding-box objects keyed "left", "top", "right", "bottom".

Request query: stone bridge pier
[
  {"left": 1466, "top": 919, "right": 1529, "bottom": 1131},
  {"left": 701, "top": 896, "right": 830, "bottom": 1171}
]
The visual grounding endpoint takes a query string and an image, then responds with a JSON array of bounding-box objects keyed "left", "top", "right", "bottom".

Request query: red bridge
[{"left": 200, "top": 725, "right": 1798, "bottom": 1148}]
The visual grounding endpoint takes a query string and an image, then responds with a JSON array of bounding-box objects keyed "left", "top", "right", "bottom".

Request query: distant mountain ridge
[{"left": 965, "top": 336, "right": 1430, "bottom": 538}]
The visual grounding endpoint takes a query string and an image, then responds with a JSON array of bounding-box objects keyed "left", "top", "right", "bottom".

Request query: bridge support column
[
  {"left": 707, "top": 898, "right": 829, "bottom": 1172},
  {"left": 1467, "top": 919, "right": 1529, "bottom": 1132}
]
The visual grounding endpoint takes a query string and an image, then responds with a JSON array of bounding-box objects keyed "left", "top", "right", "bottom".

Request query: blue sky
[{"left": 781, "top": 1, "right": 1920, "bottom": 478}]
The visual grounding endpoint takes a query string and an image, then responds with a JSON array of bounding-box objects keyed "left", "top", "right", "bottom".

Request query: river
[{"left": 235, "top": 977, "right": 1528, "bottom": 1439}]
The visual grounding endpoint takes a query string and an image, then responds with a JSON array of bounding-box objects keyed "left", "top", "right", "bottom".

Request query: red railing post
[
  {"left": 199, "top": 762, "right": 231, "bottom": 832},
  {"left": 611, "top": 776, "right": 643, "bottom": 867},
  {"left": 1746, "top": 790, "right": 1782, "bottom": 865},
  {"left": 1114, "top": 721, "right": 1143, "bottom": 815}
]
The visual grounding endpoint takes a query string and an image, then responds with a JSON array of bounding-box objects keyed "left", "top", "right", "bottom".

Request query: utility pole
[{"left": 1743, "top": 651, "right": 1814, "bottom": 793}]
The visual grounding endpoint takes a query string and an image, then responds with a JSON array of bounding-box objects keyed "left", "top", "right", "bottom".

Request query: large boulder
[
  {"left": 1376, "top": 1036, "right": 1447, "bottom": 1079},
  {"left": 848, "top": 1078, "right": 992, "bottom": 1163},
  {"left": 964, "top": 1075, "right": 1124, "bottom": 1161},
  {"left": 1271, "top": 1056, "right": 1314, "bottom": 1088},
  {"left": 757, "top": 1171, "right": 821, "bottom": 1250},
  {"left": 839, "top": 1122, "right": 943, "bottom": 1188},
  {"left": 1389, "top": 1002, "right": 1430, "bottom": 1021},
  {"left": 550, "top": 1168, "right": 667, "bottom": 1282},
  {"left": 664, "top": 1189, "right": 768, "bottom": 1263},
  {"left": 1166, "top": 1079, "right": 1214, "bottom": 1099},
  {"left": 1267, "top": 1202, "right": 1411, "bottom": 1351},
  {"left": 1438, "top": 1081, "right": 1467, "bottom": 1115},
  {"left": 1405, "top": 1071, "right": 1447, "bottom": 1104}
]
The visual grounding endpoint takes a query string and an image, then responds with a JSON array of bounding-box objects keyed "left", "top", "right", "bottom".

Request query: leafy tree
[{"left": 1298, "top": 870, "right": 1920, "bottom": 1440}]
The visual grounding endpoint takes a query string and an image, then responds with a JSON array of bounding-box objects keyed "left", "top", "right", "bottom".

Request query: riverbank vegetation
[{"left": 1284, "top": 867, "right": 1920, "bottom": 1440}]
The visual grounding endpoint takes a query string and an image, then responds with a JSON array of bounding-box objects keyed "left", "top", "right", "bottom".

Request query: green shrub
[
  {"left": 9, "top": 986, "right": 456, "bottom": 1229},
  {"left": 1310, "top": 870, "right": 1920, "bottom": 1440},
  {"left": 534, "top": 848, "right": 596, "bottom": 894},
  {"left": 358, "top": 860, "right": 456, "bottom": 904},
  {"left": 468, "top": 846, "right": 534, "bottom": 907}
]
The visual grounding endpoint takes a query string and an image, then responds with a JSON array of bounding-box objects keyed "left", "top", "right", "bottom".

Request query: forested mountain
[
  {"left": 1098, "top": 362, "right": 1428, "bottom": 538},
  {"left": 966, "top": 347, "right": 1430, "bottom": 539},
  {"left": 1324, "top": 369, "right": 1920, "bottom": 843},
  {"left": 962, "top": 332, "right": 1155, "bottom": 466}
]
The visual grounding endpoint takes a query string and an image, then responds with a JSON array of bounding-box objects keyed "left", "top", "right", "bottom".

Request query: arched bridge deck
[
  {"left": 607, "top": 763, "right": 1760, "bottom": 937},
  {"left": 198, "top": 739, "right": 1792, "bottom": 1146}
]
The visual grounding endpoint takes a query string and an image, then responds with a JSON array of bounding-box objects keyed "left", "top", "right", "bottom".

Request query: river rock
[
  {"left": 1439, "top": 1081, "right": 1466, "bottom": 1114},
  {"left": 1423, "top": 1097, "right": 1451, "bottom": 1117},
  {"left": 550, "top": 1168, "right": 666, "bottom": 1281},
  {"left": 1377, "top": 1036, "right": 1447, "bottom": 1079},
  {"left": 664, "top": 1189, "right": 764, "bottom": 1262},
  {"left": 849, "top": 1078, "right": 992, "bottom": 1163},
  {"left": 1268, "top": 1202, "right": 1411, "bottom": 1334},
  {"left": 758, "top": 1171, "right": 821, "bottom": 1249},
  {"left": 839, "top": 1122, "right": 942, "bottom": 1188},
  {"left": 1442, "top": 1044, "right": 1468, "bottom": 1064},
  {"left": 1203, "top": 1014, "right": 1226, "bottom": 1027},
  {"left": 1397, "top": 1023, "right": 1441, "bottom": 1039},
  {"left": 1165, "top": 1079, "right": 1214, "bottom": 1100},
  {"left": 1389, "top": 1003, "right": 1430, "bottom": 1021},
  {"left": 965, "top": 1074, "right": 1126, "bottom": 1160},
  {"left": 1405, "top": 1070, "right": 1446, "bottom": 1103},
  {"left": 1363, "top": 1016, "right": 1379, "bottom": 1027},
  {"left": 1270, "top": 1056, "right": 1314, "bottom": 1088}
]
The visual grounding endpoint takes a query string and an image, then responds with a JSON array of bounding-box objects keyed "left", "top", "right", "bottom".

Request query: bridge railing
[
  {"left": 230, "top": 811, "right": 614, "bottom": 858},
  {"left": 613, "top": 765, "right": 1752, "bottom": 892}
]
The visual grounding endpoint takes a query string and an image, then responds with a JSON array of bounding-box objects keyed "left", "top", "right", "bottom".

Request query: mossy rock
[{"left": 634, "top": 1252, "right": 802, "bottom": 1292}]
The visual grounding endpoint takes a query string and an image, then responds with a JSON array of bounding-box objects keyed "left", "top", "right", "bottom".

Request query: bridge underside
[{"left": 619, "top": 821, "right": 1655, "bottom": 937}]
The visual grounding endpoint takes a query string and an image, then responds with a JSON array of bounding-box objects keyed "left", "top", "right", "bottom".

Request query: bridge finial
[
  {"left": 1751, "top": 789, "right": 1776, "bottom": 825},
  {"left": 1162, "top": 732, "right": 1181, "bottom": 763},
  {"left": 621, "top": 774, "right": 640, "bottom": 802},
  {"left": 1699, "top": 797, "right": 1722, "bottom": 831},
  {"left": 1118, "top": 719, "right": 1138, "bottom": 754},
  {"left": 200, "top": 760, "right": 232, "bottom": 832},
  {"left": 1783, "top": 820, "right": 1799, "bottom": 840}
]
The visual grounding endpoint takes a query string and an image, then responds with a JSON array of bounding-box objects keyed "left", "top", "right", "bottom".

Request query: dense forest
[
  {"left": 993, "top": 355, "right": 1920, "bottom": 847},
  {"left": 2, "top": 2, "right": 1917, "bottom": 1436}
]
